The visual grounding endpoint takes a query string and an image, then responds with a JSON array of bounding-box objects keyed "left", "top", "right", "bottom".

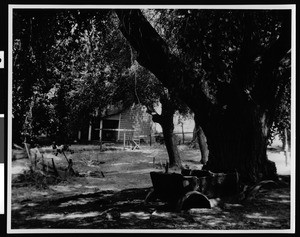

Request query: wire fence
[
  {"left": 150, "top": 132, "right": 195, "bottom": 145},
  {"left": 96, "top": 128, "right": 196, "bottom": 150}
]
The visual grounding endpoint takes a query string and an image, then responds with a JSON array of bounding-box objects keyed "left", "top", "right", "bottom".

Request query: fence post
[
  {"left": 99, "top": 134, "right": 103, "bottom": 152},
  {"left": 181, "top": 124, "right": 185, "bottom": 144},
  {"left": 123, "top": 132, "right": 126, "bottom": 150}
]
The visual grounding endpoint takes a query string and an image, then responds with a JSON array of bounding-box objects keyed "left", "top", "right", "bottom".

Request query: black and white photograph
[{"left": 7, "top": 4, "right": 295, "bottom": 233}]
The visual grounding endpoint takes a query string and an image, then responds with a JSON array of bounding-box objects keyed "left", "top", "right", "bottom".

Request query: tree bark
[
  {"left": 161, "top": 122, "right": 181, "bottom": 168},
  {"left": 152, "top": 100, "right": 181, "bottom": 168},
  {"left": 115, "top": 9, "right": 212, "bottom": 114},
  {"left": 193, "top": 121, "right": 209, "bottom": 165},
  {"left": 199, "top": 103, "right": 277, "bottom": 183},
  {"left": 283, "top": 128, "right": 291, "bottom": 166}
]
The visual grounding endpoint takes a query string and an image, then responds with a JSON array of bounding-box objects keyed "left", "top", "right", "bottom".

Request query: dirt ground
[{"left": 9, "top": 143, "right": 292, "bottom": 232}]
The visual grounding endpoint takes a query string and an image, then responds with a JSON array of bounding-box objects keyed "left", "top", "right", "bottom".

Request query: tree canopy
[
  {"left": 12, "top": 8, "right": 291, "bottom": 183},
  {"left": 13, "top": 9, "right": 132, "bottom": 143},
  {"left": 115, "top": 9, "right": 291, "bottom": 182}
]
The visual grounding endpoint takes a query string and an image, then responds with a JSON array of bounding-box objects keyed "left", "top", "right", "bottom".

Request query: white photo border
[{"left": 7, "top": 4, "right": 296, "bottom": 234}]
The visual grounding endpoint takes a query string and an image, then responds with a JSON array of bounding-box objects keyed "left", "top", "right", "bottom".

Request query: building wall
[
  {"left": 118, "top": 105, "right": 152, "bottom": 143},
  {"left": 80, "top": 105, "right": 196, "bottom": 144},
  {"left": 118, "top": 109, "right": 134, "bottom": 141},
  {"left": 89, "top": 105, "right": 153, "bottom": 143},
  {"left": 131, "top": 107, "right": 152, "bottom": 143}
]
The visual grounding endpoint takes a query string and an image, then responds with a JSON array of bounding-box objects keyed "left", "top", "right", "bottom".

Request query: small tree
[{"left": 114, "top": 61, "right": 185, "bottom": 167}]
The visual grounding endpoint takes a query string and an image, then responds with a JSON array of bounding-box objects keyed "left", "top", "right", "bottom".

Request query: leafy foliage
[
  {"left": 12, "top": 7, "right": 291, "bottom": 177},
  {"left": 13, "top": 10, "right": 132, "bottom": 144},
  {"left": 114, "top": 9, "right": 291, "bottom": 181},
  {"left": 13, "top": 10, "right": 60, "bottom": 143},
  {"left": 269, "top": 58, "right": 291, "bottom": 145},
  {"left": 143, "top": 10, "right": 289, "bottom": 106}
]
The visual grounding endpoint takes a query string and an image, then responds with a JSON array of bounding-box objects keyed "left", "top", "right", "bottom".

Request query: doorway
[{"left": 102, "top": 119, "right": 119, "bottom": 142}]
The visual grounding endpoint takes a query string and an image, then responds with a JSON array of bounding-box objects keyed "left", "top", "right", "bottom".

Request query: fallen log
[{"left": 13, "top": 143, "right": 24, "bottom": 150}]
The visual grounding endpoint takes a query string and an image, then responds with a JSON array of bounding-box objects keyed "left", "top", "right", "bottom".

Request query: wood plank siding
[{"left": 82, "top": 105, "right": 153, "bottom": 143}]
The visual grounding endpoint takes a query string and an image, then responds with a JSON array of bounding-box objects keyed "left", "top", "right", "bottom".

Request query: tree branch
[
  {"left": 146, "top": 104, "right": 158, "bottom": 116},
  {"left": 114, "top": 9, "right": 213, "bottom": 115},
  {"left": 151, "top": 113, "right": 163, "bottom": 124},
  {"left": 227, "top": 12, "right": 263, "bottom": 108},
  {"left": 234, "top": 12, "right": 260, "bottom": 89}
]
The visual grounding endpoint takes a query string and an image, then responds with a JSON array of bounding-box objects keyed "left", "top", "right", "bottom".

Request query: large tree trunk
[{"left": 198, "top": 104, "right": 277, "bottom": 184}]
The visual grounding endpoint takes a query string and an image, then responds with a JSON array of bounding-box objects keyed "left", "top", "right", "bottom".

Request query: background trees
[
  {"left": 12, "top": 9, "right": 131, "bottom": 144},
  {"left": 13, "top": 10, "right": 58, "bottom": 144}
]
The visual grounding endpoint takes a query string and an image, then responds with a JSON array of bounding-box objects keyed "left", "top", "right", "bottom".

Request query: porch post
[
  {"left": 88, "top": 121, "right": 92, "bottom": 141},
  {"left": 118, "top": 113, "right": 121, "bottom": 140},
  {"left": 123, "top": 132, "right": 126, "bottom": 150},
  {"left": 99, "top": 120, "right": 103, "bottom": 139}
]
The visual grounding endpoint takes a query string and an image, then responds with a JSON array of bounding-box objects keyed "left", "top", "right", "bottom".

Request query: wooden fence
[{"left": 96, "top": 128, "right": 195, "bottom": 150}]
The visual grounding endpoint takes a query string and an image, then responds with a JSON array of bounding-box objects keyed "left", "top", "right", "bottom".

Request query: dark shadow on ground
[
  {"left": 12, "top": 187, "right": 166, "bottom": 229},
  {"left": 11, "top": 180, "right": 290, "bottom": 230}
]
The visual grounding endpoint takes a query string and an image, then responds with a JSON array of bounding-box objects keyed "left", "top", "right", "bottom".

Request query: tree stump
[
  {"left": 181, "top": 168, "right": 240, "bottom": 198},
  {"left": 145, "top": 171, "right": 211, "bottom": 210}
]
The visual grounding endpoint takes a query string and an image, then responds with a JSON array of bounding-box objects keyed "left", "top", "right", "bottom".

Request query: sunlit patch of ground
[
  {"left": 10, "top": 143, "right": 291, "bottom": 230},
  {"left": 268, "top": 149, "right": 291, "bottom": 176}
]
